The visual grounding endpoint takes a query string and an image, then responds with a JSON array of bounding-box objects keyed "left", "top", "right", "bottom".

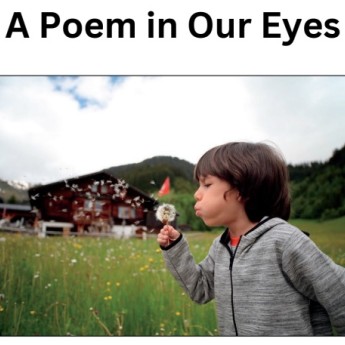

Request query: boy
[{"left": 157, "top": 141, "right": 345, "bottom": 336}]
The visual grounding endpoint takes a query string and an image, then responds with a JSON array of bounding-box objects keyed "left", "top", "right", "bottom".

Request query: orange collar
[{"left": 230, "top": 236, "right": 240, "bottom": 247}]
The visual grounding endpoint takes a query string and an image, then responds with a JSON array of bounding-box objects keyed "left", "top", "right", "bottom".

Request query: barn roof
[{"left": 28, "top": 170, "right": 158, "bottom": 205}]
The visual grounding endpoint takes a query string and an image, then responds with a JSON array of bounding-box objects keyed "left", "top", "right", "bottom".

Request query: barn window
[
  {"left": 118, "top": 206, "right": 135, "bottom": 219},
  {"left": 84, "top": 200, "right": 104, "bottom": 211}
]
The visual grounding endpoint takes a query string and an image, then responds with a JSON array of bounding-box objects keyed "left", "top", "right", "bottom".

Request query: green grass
[
  {"left": 0, "top": 234, "right": 217, "bottom": 336},
  {"left": 290, "top": 216, "right": 345, "bottom": 266},
  {"left": 0, "top": 217, "right": 344, "bottom": 335}
]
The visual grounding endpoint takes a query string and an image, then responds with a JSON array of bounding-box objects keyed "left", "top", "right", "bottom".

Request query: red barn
[{"left": 28, "top": 171, "right": 170, "bottom": 236}]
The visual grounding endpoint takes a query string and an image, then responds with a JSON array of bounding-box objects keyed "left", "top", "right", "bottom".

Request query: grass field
[{"left": 0, "top": 217, "right": 344, "bottom": 336}]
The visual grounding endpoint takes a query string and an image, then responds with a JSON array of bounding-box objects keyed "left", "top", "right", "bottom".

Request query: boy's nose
[{"left": 194, "top": 189, "right": 201, "bottom": 201}]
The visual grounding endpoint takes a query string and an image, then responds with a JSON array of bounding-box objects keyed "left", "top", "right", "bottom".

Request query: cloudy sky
[{"left": 0, "top": 76, "right": 344, "bottom": 185}]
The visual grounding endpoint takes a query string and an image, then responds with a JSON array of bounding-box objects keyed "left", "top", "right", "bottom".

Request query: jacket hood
[{"left": 220, "top": 217, "right": 287, "bottom": 252}]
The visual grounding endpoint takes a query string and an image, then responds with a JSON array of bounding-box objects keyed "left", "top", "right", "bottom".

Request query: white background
[{"left": 0, "top": 0, "right": 344, "bottom": 75}]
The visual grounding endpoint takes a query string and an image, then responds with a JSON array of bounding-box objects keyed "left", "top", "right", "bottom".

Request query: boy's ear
[{"left": 237, "top": 192, "right": 247, "bottom": 203}]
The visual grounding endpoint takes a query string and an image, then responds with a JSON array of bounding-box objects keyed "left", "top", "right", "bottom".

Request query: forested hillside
[
  {"left": 104, "top": 156, "right": 196, "bottom": 194},
  {"left": 290, "top": 144, "right": 345, "bottom": 220}
]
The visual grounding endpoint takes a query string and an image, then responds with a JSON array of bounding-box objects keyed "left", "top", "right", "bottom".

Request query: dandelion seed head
[{"left": 155, "top": 204, "right": 176, "bottom": 224}]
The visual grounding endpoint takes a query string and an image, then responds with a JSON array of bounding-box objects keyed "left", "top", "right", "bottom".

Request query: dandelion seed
[{"left": 31, "top": 193, "right": 39, "bottom": 200}]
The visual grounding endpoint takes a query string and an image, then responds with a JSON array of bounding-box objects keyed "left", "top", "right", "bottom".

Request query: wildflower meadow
[
  {"left": 0, "top": 231, "right": 217, "bottom": 336},
  {"left": 0, "top": 217, "right": 345, "bottom": 336}
]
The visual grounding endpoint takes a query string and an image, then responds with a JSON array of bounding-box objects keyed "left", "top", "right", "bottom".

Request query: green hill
[
  {"left": 104, "top": 156, "right": 196, "bottom": 195},
  {"left": 290, "top": 143, "right": 345, "bottom": 220}
]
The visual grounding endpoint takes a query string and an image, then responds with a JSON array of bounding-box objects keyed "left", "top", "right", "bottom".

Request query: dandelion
[
  {"left": 155, "top": 204, "right": 176, "bottom": 225},
  {"left": 175, "top": 311, "right": 181, "bottom": 316},
  {"left": 115, "top": 282, "right": 121, "bottom": 287},
  {"left": 30, "top": 310, "right": 36, "bottom": 316},
  {"left": 0, "top": 305, "right": 4, "bottom": 312},
  {"left": 156, "top": 204, "right": 176, "bottom": 245}
]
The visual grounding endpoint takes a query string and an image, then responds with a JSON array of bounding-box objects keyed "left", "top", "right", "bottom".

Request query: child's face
[{"left": 194, "top": 175, "right": 245, "bottom": 228}]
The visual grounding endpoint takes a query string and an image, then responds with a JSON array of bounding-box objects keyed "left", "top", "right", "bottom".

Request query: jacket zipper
[{"left": 228, "top": 237, "right": 241, "bottom": 336}]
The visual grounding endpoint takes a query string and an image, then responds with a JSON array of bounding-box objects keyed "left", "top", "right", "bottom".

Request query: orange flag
[{"left": 158, "top": 177, "right": 170, "bottom": 197}]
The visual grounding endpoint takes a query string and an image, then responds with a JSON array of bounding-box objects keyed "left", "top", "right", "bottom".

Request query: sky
[{"left": 0, "top": 76, "right": 344, "bottom": 185}]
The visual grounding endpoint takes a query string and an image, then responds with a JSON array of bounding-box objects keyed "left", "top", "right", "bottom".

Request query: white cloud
[{"left": 0, "top": 76, "right": 344, "bottom": 184}]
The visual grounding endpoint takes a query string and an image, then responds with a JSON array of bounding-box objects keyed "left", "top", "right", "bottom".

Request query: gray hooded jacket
[{"left": 162, "top": 218, "right": 345, "bottom": 336}]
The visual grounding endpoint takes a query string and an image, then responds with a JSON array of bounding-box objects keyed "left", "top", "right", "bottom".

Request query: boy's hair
[{"left": 194, "top": 142, "right": 291, "bottom": 222}]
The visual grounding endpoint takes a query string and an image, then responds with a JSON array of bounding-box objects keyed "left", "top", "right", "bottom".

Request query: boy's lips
[{"left": 194, "top": 207, "right": 201, "bottom": 216}]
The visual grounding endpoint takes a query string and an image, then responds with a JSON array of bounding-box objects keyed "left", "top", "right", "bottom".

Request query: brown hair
[{"left": 194, "top": 142, "right": 291, "bottom": 222}]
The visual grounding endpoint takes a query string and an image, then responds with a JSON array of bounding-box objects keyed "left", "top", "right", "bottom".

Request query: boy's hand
[{"left": 157, "top": 225, "right": 180, "bottom": 247}]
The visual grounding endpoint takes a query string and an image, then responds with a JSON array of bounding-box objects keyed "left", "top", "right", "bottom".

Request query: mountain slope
[
  {"left": 0, "top": 179, "right": 29, "bottom": 203},
  {"left": 290, "top": 143, "right": 345, "bottom": 219},
  {"left": 104, "top": 156, "right": 196, "bottom": 194}
]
